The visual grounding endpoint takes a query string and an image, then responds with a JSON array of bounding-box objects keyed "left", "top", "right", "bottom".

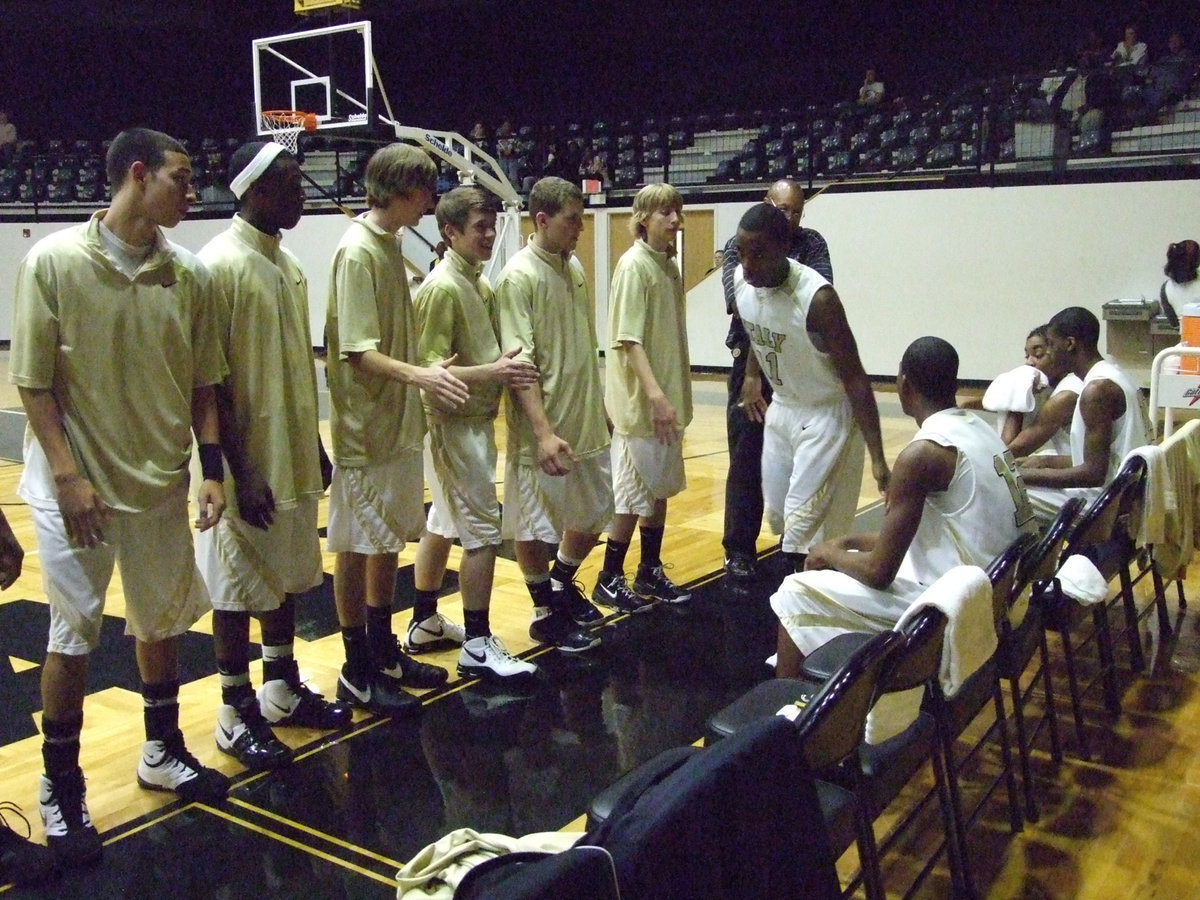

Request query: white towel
[
  {"left": 1124, "top": 445, "right": 1167, "bottom": 546},
  {"left": 397, "top": 828, "right": 580, "bottom": 898},
  {"left": 982, "top": 365, "right": 1047, "bottom": 413},
  {"left": 1054, "top": 554, "right": 1109, "bottom": 605},
  {"left": 865, "top": 566, "right": 996, "bottom": 744}
]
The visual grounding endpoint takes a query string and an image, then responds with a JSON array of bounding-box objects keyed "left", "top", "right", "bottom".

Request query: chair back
[
  {"left": 1063, "top": 456, "right": 1145, "bottom": 562},
  {"left": 1111, "top": 455, "right": 1148, "bottom": 544},
  {"left": 986, "top": 533, "right": 1038, "bottom": 628},
  {"left": 795, "top": 630, "right": 904, "bottom": 772},
  {"left": 882, "top": 607, "right": 948, "bottom": 694},
  {"left": 1018, "top": 497, "right": 1086, "bottom": 593}
]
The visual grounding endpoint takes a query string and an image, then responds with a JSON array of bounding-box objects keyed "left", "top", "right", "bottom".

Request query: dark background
[{"left": 0, "top": 0, "right": 1188, "bottom": 141}]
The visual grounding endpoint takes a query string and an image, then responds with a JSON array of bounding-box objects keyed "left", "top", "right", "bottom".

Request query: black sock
[
  {"left": 526, "top": 577, "right": 553, "bottom": 608},
  {"left": 41, "top": 714, "right": 83, "bottom": 779},
  {"left": 413, "top": 589, "right": 439, "bottom": 623},
  {"left": 549, "top": 555, "right": 581, "bottom": 588},
  {"left": 783, "top": 551, "right": 807, "bottom": 573},
  {"left": 261, "top": 642, "right": 296, "bottom": 684},
  {"left": 365, "top": 605, "right": 395, "bottom": 664},
  {"left": 602, "top": 538, "right": 630, "bottom": 577},
  {"left": 341, "top": 625, "right": 370, "bottom": 679},
  {"left": 639, "top": 526, "right": 664, "bottom": 570},
  {"left": 217, "top": 664, "right": 254, "bottom": 708},
  {"left": 142, "top": 680, "right": 180, "bottom": 743},
  {"left": 463, "top": 608, "right": 491, "bottom": 639}
]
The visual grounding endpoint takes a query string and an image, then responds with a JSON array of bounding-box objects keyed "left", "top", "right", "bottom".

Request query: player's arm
[
  {"left": 739, "top": 349, "right": 768, "bottom": 423},
  {"left": 805, "top": 440, "right": 953, "bottom": 588},
  {"left": 510, "top": 382, "right": 574, "bottom": 476},
  {"left": 1006, "top": 388, "right": 1079, "bottom": 458},
  {"left": 619, "top": 340, "right": 680, "bottom": 445},
  {"left": 19, "top": 386, "right": 109, "bottom": 549},
  {"left": 809, "top": 286, "right": 890, "bottom": 493},
  {"left": 347, "top": 349, "right": 469, "bottom": 409},
  {"left": 1020, "top": 380, "right": 1122, "bottom": 487},
  {"left": 0, "top": 509, "right": 22, "bottom": 590},
  {"left": 191, "top": 384, "right": 226, "bottom": 531},
  {"left": 212, "top": 380, "right": 275, "bottom": 530}
]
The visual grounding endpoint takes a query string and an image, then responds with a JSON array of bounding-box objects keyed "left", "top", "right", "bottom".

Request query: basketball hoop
[{"left": 260, "top": 110, "right": 316, "bottom": 155}]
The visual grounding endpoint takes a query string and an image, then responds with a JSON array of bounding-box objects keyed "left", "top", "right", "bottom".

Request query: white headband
[{"left": 229, "top": 143, "right": 287, "bottom": 199}]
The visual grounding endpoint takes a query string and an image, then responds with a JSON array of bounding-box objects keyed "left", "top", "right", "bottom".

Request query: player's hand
[
  {"left": 537, "top": 433, "right": 575, "bottom": 476},
  {"left": 236, "top": 473, "right": 276, "bottom": 531},
  {"left": 738, "top": 373, "right": 768, "bottom": 423},
  {"left": 804, "top": 544, "right": 836, "bottom": 571},
  {"left": 872, "top": 459, "right": 891, "bottom": 496},
  {"left": 417, "top": 354, "right": 470, "bottom": 410},
  {"left": 195, "top": 479, "right": 226, "bottom": 531},
  {"left": 55, "top": 472, "right": 110, "bottom": 549},
  {"left": 650, "top": 394, "right": 680, "bottom": 445},
  {"left": 0, "top": 515, "right": 23, "bottom": 589},
  {"left": 493, "top": 348, "right": 540, "bottom": 390},
  {"left": 1018, "top": 455, "right": 1052, "bottom": 470}
]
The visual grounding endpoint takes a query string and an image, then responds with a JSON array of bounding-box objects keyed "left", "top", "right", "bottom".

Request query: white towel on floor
[
  {"left": 982, "top": 365, "right": 1047, "bottom": 413},
  {"left": 865, "top": 566, "right": 996, "bottom": 744},
  {"left": 1055, "top": 554, "right": 1109, "bottom": 605}
]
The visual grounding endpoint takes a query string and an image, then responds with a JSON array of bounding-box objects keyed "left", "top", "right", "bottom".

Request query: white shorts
[
  {"left": 425, "top": 419, "right": 501, "bottom": 550},
  {"left": 33, "top": 483, "right": 212, "bottom": 654},
  {"left": 195, "top": 498, "right": 322, "bottom": 613},
  {"left": 502, "top": 452, "right": 614, "bottom": 542},
  {"left": 762, "top": 400, "right": 865, "bottom": 554},
  {"left": 770, "top": 568, "right": 924, "bottom": 656},
  {"left": 1027, "top": 484, "right": 1098, "bottom": 529},
  {"left": 611, "top": 432, "right": 686, "bottom": 516},
  {"left": 326, "top": 450, "right": 426, "bottom": 554}
]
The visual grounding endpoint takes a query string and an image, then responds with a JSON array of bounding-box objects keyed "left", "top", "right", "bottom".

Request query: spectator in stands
[
  {"left": 583, "top": 149, "right": 610, "bottom": 186},
  {"left": 495, "top": 119, "right": 519, "bottom": 187},
  {"left": 0, "top": 111, "right": 15, "bottom": 147},
  {"left": 770, "top": 336, "right": 1029, "bottom": 672},
  {"left": 857, "top": 68, "right": 885, "bottom": 106},
  {"left": 1111, "top": 24, "right": 1148, "bottom": 67},
  {"left": 1076, "top": 28, "right": 1108, "bottom": 70},
  {"left": 1140, "top": 31, "right": 1193, "bottom": 120},
  {"left": 1019, "top": 306, "right": 1150, "bottom": 525},
  {"left": 469, "top": 121, "right": 489, "bottom": 145}
]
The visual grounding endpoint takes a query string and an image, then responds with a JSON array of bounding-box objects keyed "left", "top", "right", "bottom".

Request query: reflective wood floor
[{"left": 0, "top": 372, "right": 1195, "bottom": 898}]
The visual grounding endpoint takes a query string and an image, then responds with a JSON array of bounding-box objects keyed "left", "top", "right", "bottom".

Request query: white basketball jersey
[
  {"left": 899, "top": 408, "right": 1031, "bottom": 587},
  {"left": 1046, "top": 373, "right": 1084, "bottom": 457},
  {"left": 1069, "top": 360, "right": 1150, "bottom": 480},
  {"left": 733, "top": 260, "right": 843, "bottom": 408}
]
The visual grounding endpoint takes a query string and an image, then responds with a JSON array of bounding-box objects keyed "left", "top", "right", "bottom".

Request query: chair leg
[
  {"left": 1150, "top": 564, "right": 1172, "bottom": 638},
  {"left": 990, "top": 682, "right": 1023, "bottom": 834},
  {"left": 1056, "top": 620, "right": 1090, "bottom": 758},
  {"left": 853, "top": 800, "right": 886, "bottom": 900},
  {"left": 1094, "top": 604, "right": 1121, "bottom": 717},
  {"left": 1117, "top": 564, "right": 1145, "bottom": 673},
  {"left": 1037, "top": 632, "right": 1063, "bottom": 765},
  {"left": 1177, "top": 579, "right": 1186, "bottom": 610},
  {"left": 929, "top": 725, "right": 978, "bottom": 900},
  {"left": 1007, "top": 670, "right": 1039, "bottom": 823}
]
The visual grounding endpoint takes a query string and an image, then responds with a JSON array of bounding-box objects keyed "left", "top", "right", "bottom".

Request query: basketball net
[{"left": 260, "top": 110, "right": 308, "bottom": 155}]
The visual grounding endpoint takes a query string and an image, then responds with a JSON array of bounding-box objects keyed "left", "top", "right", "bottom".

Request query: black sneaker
[
  {"left": 37, "top": 769, "right": 101, "bottom": 870},
  {"left": 723, "top": 552, "right": 756, "bottom": 581},
  {"left": 530, "top": 607, "right": 601, "bottom": 653},
  {"left": 137, "top": 732, "right": 230, "bottom": 804},
  {"left": 336, "top": 665, "right": 421, "bottom": 716},
  {"left": 552, "top": 579, "right": 605, "bottom": 627},
  {"left": 375, "top": 636, "right": 450, "bottom": 690},
  {"left": 0, "top": 802, "right": 58, "bottom": 886},
  {"left": 592, "top": 571, "right": 655, "bottom": 614},
  {"left": 258, "top": 679, "right": 353, "bottom": 731},
  {"left": 633, "top": 564, "right": 692, "bottom": 603},
  {"left": 214, "top": 701, "right": 293, "bottom": 771}
]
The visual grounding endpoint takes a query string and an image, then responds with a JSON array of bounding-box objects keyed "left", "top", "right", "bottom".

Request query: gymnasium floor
[{"left": 0, "top": 369, "right": 1198, "bottom": 898}]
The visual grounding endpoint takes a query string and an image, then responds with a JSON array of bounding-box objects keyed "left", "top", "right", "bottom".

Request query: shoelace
[{"left": 0, "top": 801, "right": 32, "bottom": 839}]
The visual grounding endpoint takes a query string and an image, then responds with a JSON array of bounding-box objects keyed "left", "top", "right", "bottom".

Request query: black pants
[{"left": 723, "top": 346, "right": 773, "bottom": 558}]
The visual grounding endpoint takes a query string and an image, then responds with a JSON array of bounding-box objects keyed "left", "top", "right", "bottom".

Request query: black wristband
[{"left": 198, "top": 444, "right": 224, "bottom": 482}]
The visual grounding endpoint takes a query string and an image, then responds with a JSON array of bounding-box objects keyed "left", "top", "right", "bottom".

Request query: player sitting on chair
[
  {"left": 1018, "top": 306, "right": 1150, "bottom": 525},
  {"left": 771, "top": 336, "right": 1031, "bottom": 675}
]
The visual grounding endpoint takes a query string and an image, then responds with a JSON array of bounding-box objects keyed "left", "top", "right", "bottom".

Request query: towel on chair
[
  {"left": 1055, "top": 554, "right": 1109, "bottom": 605},
  {"left": 865, "top": 566, "right": 996, "bottom": 744},
  {"left": 1123, "top": 445, "right": 1167, "bottom": 546},
  {"left": 982, "top": 365, "right": 1047, "bottom": 413}
]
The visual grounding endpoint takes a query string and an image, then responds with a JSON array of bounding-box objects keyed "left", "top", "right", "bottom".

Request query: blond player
[
  {"left": 411, "top": 186, "right": 542, "bottom": 681},
  {"left": 593, "top": 183, "right": 693, "bottom": 611},
  {"left": 496, "top": 177, "right": 609, "bottom": 652},
  {"left": 326, "top": 144, "right": 468, "bottom": 716}
]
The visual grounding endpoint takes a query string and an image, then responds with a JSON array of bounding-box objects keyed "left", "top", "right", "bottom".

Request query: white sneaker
[
  {"left": 137, "top": 733, "right": 229, "bottom": 803},
  {"left": 405, "top": 613, "right": 466, "bottom": 654},
  {"left": 457, "top": 635, "right": 538, "bottom": 681}
]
